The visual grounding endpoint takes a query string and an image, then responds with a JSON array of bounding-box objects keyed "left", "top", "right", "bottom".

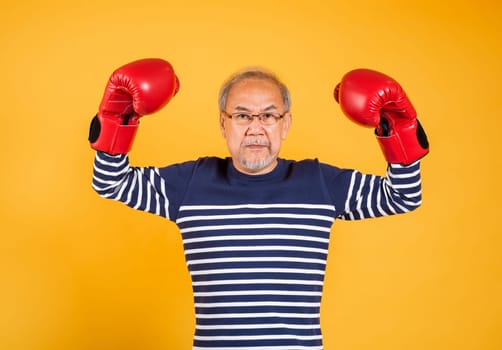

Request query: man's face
[{"left": 220, "top": 78, "right": 292, "bottom": 175}]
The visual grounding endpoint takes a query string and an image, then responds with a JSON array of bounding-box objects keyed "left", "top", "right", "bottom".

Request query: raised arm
[
  {"left": 88, "top": 58, "right": 180, "bottom": 219},
  {"left": 330, "top": 161, "right": 422, "bottom": 220},
  {"left": 331, "top": 68, "right": 428, "bottom": 219}
]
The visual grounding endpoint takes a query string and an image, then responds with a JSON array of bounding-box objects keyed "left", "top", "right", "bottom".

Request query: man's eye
[
  {"left": 261, "top": 113, "right": 275, "bottom": 119},
  {"left": 235, "top": 113, "right": 251, "bottom": 120}
]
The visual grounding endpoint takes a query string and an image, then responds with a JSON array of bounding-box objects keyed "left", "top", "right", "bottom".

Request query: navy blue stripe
[
  {"left": 185, "top": 249, "right": 328, "bottom": 262},
  {"left": 193, "top": 283, "right": 322, "bottom": 293},
  {"left": 182, "top": 228, "right": 330, "bottom": 240},
  {"left": 189, "top": 261, "right": 325, "bottom": 272},
  {"left": 184, "top": 238, "right": 328, "bottom": 251},
  {"left": 194, "top": 294, "right": 321, "bottom": 304},
  {"left": 191, "top": 271, "right": 325, "bottom": 283},
  {"left": 193, "top": 337, "right": 323, "bottom": 348},
  {"left": 196, "top": 316, "right": 320, "bottom": 326},
  {"left": 195, "top": 305, "right": 320, "bottom": 315},
  {"left": 195, "top": 326, "right": 321, "bottom": 337}
]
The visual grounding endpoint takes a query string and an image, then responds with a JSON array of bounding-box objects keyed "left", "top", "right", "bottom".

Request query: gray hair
[{"left": 218, "top": 67, "right": 291, "bottom": 112}]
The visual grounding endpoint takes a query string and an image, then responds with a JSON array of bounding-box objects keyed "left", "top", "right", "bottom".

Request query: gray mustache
[{"left": 242, "top": 138, "right": 270, "bottom": 147}]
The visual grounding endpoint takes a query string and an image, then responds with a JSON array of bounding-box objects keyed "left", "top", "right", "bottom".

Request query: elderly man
[{"left": 89, "top": 58, "right": 428, "bottom": 350}]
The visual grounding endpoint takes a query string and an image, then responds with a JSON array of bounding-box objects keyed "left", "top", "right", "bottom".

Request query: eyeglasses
[{"left": 223, "top": 111, "right": 286, "bottom": 126}]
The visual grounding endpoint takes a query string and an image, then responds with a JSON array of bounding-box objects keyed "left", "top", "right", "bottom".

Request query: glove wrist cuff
[
  {"left": 89, "top": 115, "right": 139, "bottom": 155},
  {"left": 376, "top": 119, "right": 429, "bottom": 165}
]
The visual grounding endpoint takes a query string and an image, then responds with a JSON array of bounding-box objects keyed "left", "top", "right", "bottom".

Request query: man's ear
[
  {"left": 219, "top": 113, "right": 227, "bottom": 138},
  {"left": 281, "top": 112, "right": 292, "bottom": 140}
]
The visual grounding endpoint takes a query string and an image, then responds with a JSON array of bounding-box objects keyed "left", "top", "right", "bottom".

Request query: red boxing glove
[
  {"left": 334, "top": 69, "right": 429, "bottom": 165},
  {"left": 89, "top": 58, "right": 180, "bottom": 155}
]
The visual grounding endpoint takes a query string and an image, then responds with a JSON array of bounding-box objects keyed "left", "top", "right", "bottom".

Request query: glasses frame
[{"left": 222, "top": 111, "right": 287, "bottom": 126}]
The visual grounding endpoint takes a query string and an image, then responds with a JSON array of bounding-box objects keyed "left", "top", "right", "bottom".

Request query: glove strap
[
  {"left": 89, "top": 115, "right": 139, "bottom": 155},
  {"left": 376, "top": 119, "right": 429, "bottom": 165}
]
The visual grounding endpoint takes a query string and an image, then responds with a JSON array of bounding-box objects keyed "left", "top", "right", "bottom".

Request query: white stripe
[
  {"left": 348, "top": 173, "right": 365, "bottom": 219},
  {"left": 382, "top": 181, "right": 412, "bottom": 213},
  {"left": 187, "top": 256, "right": 326, "bottom": 266},
  {"left": 406, "top": 189, "right": 422, "bottom": 199},
  {"left": 91, "top": 179, "right": 118, "bottom": 192},
  {"left": 154, "top": 191, "right": 161, "bottom": 216},
  {"left": 366, "top": 175, "right": 376, "bottom": 218},
  {"left": 344, "top": 171, "right": 357, "bottom": 213},
  {"left": 195, "top": 312, "right": 320, "bottom": 319},
  {"left": 390, "top": 161, "right": 420, "bottom": 169},
  {"left": 95, "top": 153, "right": 127, "bottom": 166},
  {"left": 381, "top": 183, "right": 398, "bottom": 214},
  {"left": 391, "top": 178, "right": 422, "bottom": 189},
  {"left": 123, "top": 170, "right": 138, "bottom": 205},
  {"left": 354, "top": 173, "right": 366, "bottom": 212},
  {"left": 407, "top": 198, "right": 422, "bottom": 206},
  {"left": 192, "top": 347, "right": 322, "bottom": 350},
  {"left": 156, "top": 168, "right": 170, "bottom": 219},
  {"left": 183, "top": 234, "right": 329, "bottom": 244},
  {"left": 192, "top": 279, "right": 324, "bottom": 287},
  {"left": 177, "top": 213, "right": 335, "bottom": 224},
  {"left": 390, "top": 169, "right": 420, "bottom": 179},
  {"left": 193, "top": 334, "right": 322, "bottom": 341},
  {"left": 180, "top": 223, "right": 331, "bottom": 234},
  {"left": 190, "top": 267, "right": 325, "bottom": 276},
  {"left": 132, "top": 169, "right": 144, "bottom": 210},
  {"left": 196, "top": 323, "right": 321, "bottom": 330},
  {"left": 195, "top": 301, "right": 320, "bottom": 308},
  {"left": 389, "top": 160, "right": 420, "bottom": 169},
  {"left": 93, "top": 163, "right": 129, "bottom": 177},
  {"left": 180, "top": 203, "right": 336, "bottom": 211},
  {"left": 184, "top": 246, "right": 328, "bottom": 255},
  {"left": 194, "top": 290, "right": 322, "bottom": 297},
  {"left": 375, "top": 181, "right": 387, "bottom": 217},
  {"left": 143, "top": 169, "right": 151, "bottom": 213}
]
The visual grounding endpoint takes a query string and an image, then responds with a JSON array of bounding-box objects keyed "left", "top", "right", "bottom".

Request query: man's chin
[{"left": 239, "top": 154, "right": 276, "bottom": 173}]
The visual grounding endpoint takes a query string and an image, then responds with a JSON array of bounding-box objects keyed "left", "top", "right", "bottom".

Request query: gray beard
[{"left": 238, "top": 153, "right": 276, "bottom": 172}]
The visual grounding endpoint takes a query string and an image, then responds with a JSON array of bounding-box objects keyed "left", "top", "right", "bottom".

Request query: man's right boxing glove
[
  {"left": 88, "top": 58, "right": 180, "bottom": 155},
  {"left": 334, "top": 68, "right": 429, "bottom": 165}
]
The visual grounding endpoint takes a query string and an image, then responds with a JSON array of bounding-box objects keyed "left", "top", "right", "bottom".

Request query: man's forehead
[
  {"left": 229, "top": 79, "right": 281, "bottom": 98},
  {"left": 234, "top": 104, "right": 279, "bottom": 111},
  {"left": 225, "top": 78, "right": 284, "bottom": 111},
  {"left": 231, "top": 77, "right": 280, "bottom": 89}
]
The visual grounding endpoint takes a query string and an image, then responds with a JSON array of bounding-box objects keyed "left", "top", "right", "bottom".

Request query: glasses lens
[
  {"left": 260, "top": 113, "right": 278, "bottom": 125},
  {"left": 228, "top": 112, "right": 283, "bottom": 125},
  {"left": 234, "top": 114, "right": 251, "bottom": 125}
]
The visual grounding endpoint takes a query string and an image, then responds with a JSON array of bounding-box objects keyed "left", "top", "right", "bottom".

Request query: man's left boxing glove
[
  {"left": 88, "top": 58, "right": 180, "bottom": 155},
  {"left": 334, "top": 68, "right": 429, "bottom": 165}
]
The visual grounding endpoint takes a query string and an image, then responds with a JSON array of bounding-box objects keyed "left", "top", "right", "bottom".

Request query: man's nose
[{"left": 245, "top": 116, "right": 265, "bottom": 134}]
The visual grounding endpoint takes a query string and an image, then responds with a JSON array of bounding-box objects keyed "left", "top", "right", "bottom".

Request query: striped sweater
[{"left": 92, "top": 151, "right": 422, "bottom": 350}]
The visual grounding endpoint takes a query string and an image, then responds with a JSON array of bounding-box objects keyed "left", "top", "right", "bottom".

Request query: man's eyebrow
[
  {"left": 263, "top": 105, "right": 278, "bottom": 111},
  {"left": 234, "top": 106, "right": 251, "bottom": 111},
  {"left": 234, "top": 105, "right": 278, "bottom": 111}
]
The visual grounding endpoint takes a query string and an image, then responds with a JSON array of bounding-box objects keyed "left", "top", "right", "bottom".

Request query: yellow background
[{"left": 1, "top": 0, "right": 500, "bottom": 349}]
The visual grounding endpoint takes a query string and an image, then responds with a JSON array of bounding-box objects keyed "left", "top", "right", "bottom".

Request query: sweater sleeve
[
  {"left": 91, "top": 151, "right": 191, "bottom": 221},
  {"left": 324, "top": 161, "right": 422, "bottom": 220}
]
